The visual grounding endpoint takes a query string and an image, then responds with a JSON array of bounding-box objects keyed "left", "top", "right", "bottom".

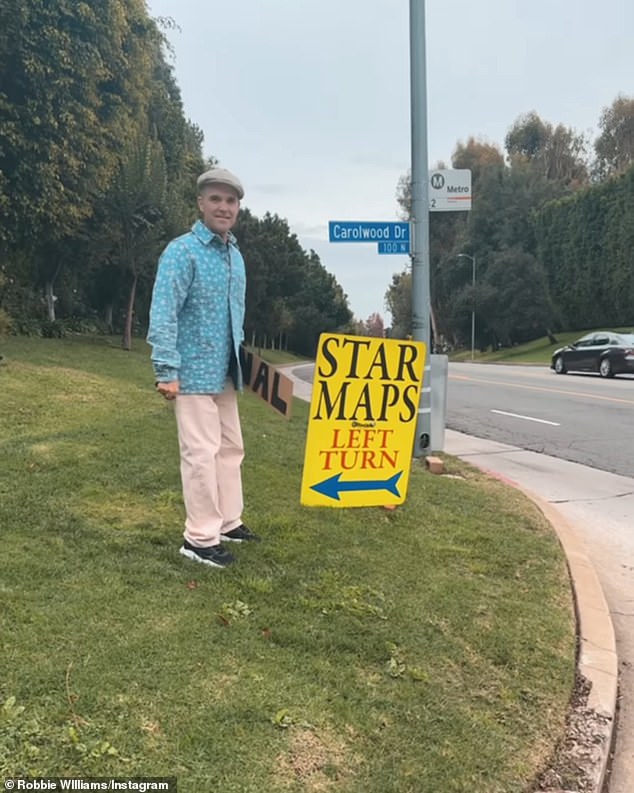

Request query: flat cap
[{"left": 196, "top": 167, "right": 244, "bottom": 199}]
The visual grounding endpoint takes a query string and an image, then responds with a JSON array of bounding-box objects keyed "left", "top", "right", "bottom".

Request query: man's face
[{"left": 197, "top": 183, "right": 240, "bottom": 239}]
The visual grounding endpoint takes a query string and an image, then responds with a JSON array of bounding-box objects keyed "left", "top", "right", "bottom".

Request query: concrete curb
[
  {"left": 282, "top": 366, "right": 618, "bottom": 790},
  {"left": 533, "top": 494, "right": 617, "bottom": 793},
  {"left": 482, "top": 472, "right": 618, "bottom": 793}
]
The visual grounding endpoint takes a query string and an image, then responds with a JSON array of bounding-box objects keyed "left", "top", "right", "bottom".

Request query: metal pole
[
  {"left": 410, "top": 0, "right": 431, "bottom": 455},
  {"left": 471, "top": 255, "right": 476, "bottom": 361}
]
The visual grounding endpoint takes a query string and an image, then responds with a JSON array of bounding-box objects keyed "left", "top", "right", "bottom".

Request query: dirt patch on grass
[{"left": 275, "top": 726, "right": 357, "bottom": 790}]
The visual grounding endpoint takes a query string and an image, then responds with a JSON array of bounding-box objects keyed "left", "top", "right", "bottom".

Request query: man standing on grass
[{"left": 147, "top": 167, "right": 260, "bottom": 569}]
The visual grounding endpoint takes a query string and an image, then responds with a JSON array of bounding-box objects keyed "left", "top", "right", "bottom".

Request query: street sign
[
  {"left": 300, "top": 333, "right": 426, "bottom": 508},
  {"left": 377, "top": 241, "right": 410, "bottom": 255},
  {"left": 328, "top": 221, "right": 410, "bottom": 243},
  {"left": 429, "top": 169, "right": 471, "bottom": 211}
]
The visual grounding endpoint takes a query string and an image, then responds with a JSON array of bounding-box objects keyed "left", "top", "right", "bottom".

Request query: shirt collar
[{"left": 191, "top": 219, "right": 236, "bottom": 246}]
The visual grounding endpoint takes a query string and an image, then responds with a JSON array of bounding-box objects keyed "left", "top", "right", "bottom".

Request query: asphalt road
[{"left": 447, "top": 362, "right": 634, "bottom": 478}]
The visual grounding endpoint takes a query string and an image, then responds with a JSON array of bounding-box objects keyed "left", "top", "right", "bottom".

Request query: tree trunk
[
  {"left": 45, "top": 280, "right": 56, "bottom": 321},
  {"left": 105, "top": 303, "right": 114, "bottom": 334},
  {"left": 430, "top": 304, "right": 439, "bottom": 353},
  {"left": 43, "top": 258, "right": 64, "bottom": 322},
  {"left": 121, "top": 273, "right": 138, "bottom": 351}
]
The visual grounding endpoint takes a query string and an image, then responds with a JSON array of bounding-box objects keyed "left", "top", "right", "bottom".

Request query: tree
[
  {"left": 452, "top": 138, "right": 505, "bottom": 181},
  {"left": 594, "top": 95, "right": 634, "bottom": 179},
  {"left": 385, "top": 269, "right": 412, "bottom": 340},
  {"left": 235, "top": 209, "right": 306, "bottom": 346},
  {"left": 364, "top": 312, "right": 385, "bottom": 337},
  {"left": 97, "top": 133, "right": 167, "bottom": 350},
  {"left": 0, "top": 272, "right": 11, "bottom": 341},
  {"left": 234, "top": 211, "right": 352, "bottom": 356},
  {"left": 505, "top": 112, "right": 551, "bottom": 159},
  {"left": 0, "top": 1, "right": 207, "bottom": 334},
  {"left": 535, "top": 165, "right": 634, "bottom": 330},
  {"left": 287, "top": 251, "right": 351, "bottom": 356},
  {"left": 270, "top": 297, "right": 294, "bottom": 350},
  {"left": 394, "top": 124, "right": 574, "bottom": 349},
  {"left": 436, "top": 143, "right": 500, "bottom": 347},
  {"left": 395, "top": 159, "right": 469, "bottom": 346},
  {"left": 0, "top": 0, "right": 158, "bottom": 249},
  {"left": 147, "top": 36, "right": 205, "bottom": 236},
  {"left": 505, "top": 112, "right": 588, "bottom": 188},
  {"left": 480, "top": 248, "right": 555, "bottom": 347},
  {"left": 0, "top": 0, "right": 166, "bottom": 329}
]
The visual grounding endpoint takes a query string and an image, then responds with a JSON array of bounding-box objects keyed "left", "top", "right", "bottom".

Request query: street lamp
[{"left": 457, "top": 253, "right": 476, "bottom": 361}]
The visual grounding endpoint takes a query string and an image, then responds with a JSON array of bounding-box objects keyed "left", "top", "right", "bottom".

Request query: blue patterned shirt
[{"left": 147, "top": 220, "right": 246, "bottom": 394}]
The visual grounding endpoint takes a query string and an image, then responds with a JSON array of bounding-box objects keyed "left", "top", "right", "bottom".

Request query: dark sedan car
[{"left": 551, "top": 331, "right": 634, "bottom": 378}]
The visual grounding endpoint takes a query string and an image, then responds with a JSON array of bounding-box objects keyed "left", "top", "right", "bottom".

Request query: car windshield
[
  {"left": 574, "top": 334, "right": 594, "bottom": 345},
  {"left": 574, "top": 332, "right": 634, "bottom": 346}
]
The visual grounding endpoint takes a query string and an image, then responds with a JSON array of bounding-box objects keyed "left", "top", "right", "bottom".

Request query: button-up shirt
[{"left": 147, "top": 220, "right": 246, "bottom": 393}]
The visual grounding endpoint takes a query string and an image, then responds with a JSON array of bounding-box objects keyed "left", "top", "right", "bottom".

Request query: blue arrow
[{"left": 310, "top": 471, "right": 403, "bottom": 501}]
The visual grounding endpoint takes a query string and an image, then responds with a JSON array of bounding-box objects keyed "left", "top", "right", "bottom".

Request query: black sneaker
[
  {"left": 179, "top": 539, "right": 234, "bottom": 568},
  {"left": 220, "top": 524, "right": 261, "bottom": 543}
]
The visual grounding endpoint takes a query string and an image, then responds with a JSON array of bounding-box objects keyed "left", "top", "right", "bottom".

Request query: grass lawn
[
  {"left": 254, "top": 347, "right": 306, "bottom": 366},
  {"left": 449, "top": 332, "right": 580, "bottom": 365},
  {"left": 0, "top": 335, "right": 575, "bottom": 792}
]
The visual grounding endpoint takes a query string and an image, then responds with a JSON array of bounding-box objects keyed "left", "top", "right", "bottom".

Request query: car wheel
[
  {"left": 599, "top": 358, "right": 614, "bottom": 378},
  {"left": 554, "top": 356, "right": 567, "bottom": 374}
]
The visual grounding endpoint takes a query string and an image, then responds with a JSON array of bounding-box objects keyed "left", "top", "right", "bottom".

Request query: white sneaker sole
[{"left": 179, "top": 546, "right": 228, "bottom": 568}]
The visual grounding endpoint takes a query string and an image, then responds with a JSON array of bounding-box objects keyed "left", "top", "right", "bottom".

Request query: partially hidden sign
[
  {"left": 240, "top": 347, "right": 293, "bottom": 419},
  {"left": 301, "top": 333, "right": 426, "bottom": 507}
]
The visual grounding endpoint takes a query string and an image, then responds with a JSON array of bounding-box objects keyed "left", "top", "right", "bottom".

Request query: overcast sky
[{"left": 146, "top": 0, "right": 634, "bottom": 322}]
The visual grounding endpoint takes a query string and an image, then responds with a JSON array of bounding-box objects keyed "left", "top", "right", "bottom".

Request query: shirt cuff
[{"left": 153, "top": 365, "right": 179, "bottom": 383}]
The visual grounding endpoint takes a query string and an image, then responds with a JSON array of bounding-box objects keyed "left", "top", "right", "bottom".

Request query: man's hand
[{"left": 156, "top": 380, "right": 180, "bottom": 400}]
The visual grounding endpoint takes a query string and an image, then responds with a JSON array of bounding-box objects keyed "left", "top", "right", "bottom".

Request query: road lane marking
[
  {"left": 450, "top": 374, "right": 634, "bottom": 406},
  {"left": 491, "top": 409, "right": 560, "bottom": 426}
]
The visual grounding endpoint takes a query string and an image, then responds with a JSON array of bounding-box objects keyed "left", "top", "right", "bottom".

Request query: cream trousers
[{"left": 174, "top": 383, "right": 244, "bottom": 547}]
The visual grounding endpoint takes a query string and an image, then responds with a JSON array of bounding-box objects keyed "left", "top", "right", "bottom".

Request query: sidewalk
[{"left": 284, "top": 363, "right": 626, "bottom": 793}]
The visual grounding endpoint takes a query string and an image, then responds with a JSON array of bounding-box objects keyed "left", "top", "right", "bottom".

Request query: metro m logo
[{"left": 430, "top": 172, "right": 445, "bottom": 190}]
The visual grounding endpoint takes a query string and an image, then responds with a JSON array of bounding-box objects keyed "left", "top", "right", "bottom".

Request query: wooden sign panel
[{"left": 240, "top": 347, "right": 293, "bottom": 419}]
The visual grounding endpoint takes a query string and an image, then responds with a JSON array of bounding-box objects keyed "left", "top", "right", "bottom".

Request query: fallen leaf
[{"left": 141, "top": 720, "right": 161, "bottom": 736}]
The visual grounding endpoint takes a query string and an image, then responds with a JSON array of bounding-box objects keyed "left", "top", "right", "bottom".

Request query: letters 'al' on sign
[
  {"left": 300, "top": 333, "right": 426, "bottom": 508},
  {"left": 239, "top": 347, "right": 293, "bottom": 419}
]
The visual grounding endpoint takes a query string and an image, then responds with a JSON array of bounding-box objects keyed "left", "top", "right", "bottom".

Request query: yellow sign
[{"left": 300, "top": 333, "right": 426, "bottom": 507}]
